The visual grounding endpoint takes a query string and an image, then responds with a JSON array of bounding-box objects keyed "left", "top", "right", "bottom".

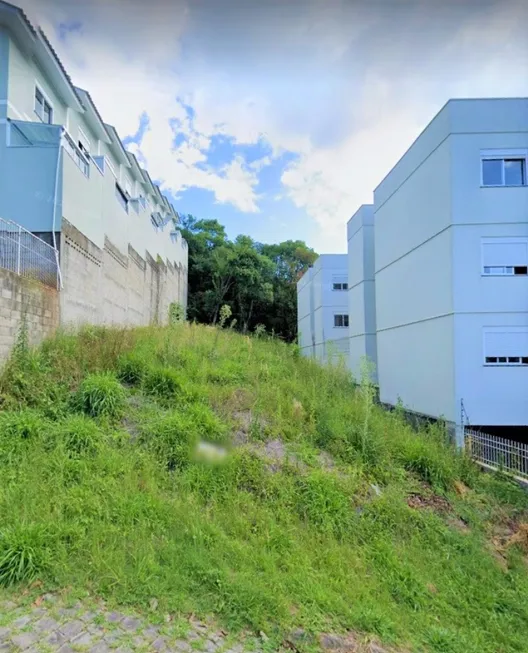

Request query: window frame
[
  {"left": 115, "top": 182, "right": 129, "bottom": 213},
  {"left": 483, "top": 327, "right": 528, "bottom": 366},
  {"left": 480, "top": 149, "right": 528, "bottom": 188},
  {"left": 34, "top": 85, "right": 54, "bottom": 125},
  {"left": 332, "top": 282, "right": 348, "bottom": 291},
  {"left": 481, "top": 237, "right": 528, "bottom": 276},
  {"left": 333, "top": 314, "right": 349, "bottom": 328}
]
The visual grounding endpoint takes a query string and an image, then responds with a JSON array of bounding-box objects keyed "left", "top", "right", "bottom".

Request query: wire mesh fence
[
  {"left": 0, "top": 217, "right": 59, "bottom": 288},
  {"left": 465, "top": 428, "right": 528, "bottom": 480}
]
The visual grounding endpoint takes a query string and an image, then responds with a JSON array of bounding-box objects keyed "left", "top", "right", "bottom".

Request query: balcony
[{"left": 7, "top": 119, "right": 62, "bottom": 147}]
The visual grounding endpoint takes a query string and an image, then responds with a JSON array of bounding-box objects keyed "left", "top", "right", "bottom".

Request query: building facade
[
  {"left": 373, "top": 98, "right": 528, "bottom": 438},
  {"left": 0, "top": 0, "right": 187, "bottom": 329},
  {"left": 347, "top": 204, "right": 377, "bottom": 383},
  {"left": 297, "top": 254, "right": 349, "bottom": 365}
]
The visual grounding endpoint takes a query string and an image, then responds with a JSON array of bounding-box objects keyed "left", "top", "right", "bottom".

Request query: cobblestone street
[{"left": 0, "top": 594, "right": 260, "bottom": 653}]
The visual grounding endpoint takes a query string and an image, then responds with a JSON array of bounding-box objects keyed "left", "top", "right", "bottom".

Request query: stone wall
[
  {"left": 0, "top": 268, "right": 59, "bottom": 361},
  {"left": 60, "top": 219, "right": 186, "bottom": 328}
]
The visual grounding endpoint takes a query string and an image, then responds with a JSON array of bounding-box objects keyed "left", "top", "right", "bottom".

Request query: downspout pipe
[{"left": 52, "top": 127, "right": 64, "bottom": 289}]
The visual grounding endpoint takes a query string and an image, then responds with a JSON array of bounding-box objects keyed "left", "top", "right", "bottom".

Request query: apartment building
[
  {"left": 347, "top": 204, "right": 377, "bottom": 382},
  {"left": 297, "top": 254, "right": 349, "bottom": 364},
  {"left": 374, "top": 98, "right": 528, "bottom": 440},
  {"left": 0, "top": 0, "right": 187, "bottom": 327}
]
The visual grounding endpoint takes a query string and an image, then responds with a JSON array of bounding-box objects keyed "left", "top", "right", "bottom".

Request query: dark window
[
  {"left": 343, "top": 283, "right": 348, "bottom": 290},
  {"left": 514, "top": 266, "right": 528, "bottom": 275},
  {"left": 334, "top": 314, "right": 349, "bottom": 328},
  {"left": 485, "top": 357, "right": 498, "bottom": 364},
  {"left": 115, "top": 183, "right": 128, "bottom": 213},
  {"left": 498, "top": 357, "right": 507, "bottom": 363},
  {"left": 522, "top": 357, "right": 528, "bottom": 365}
]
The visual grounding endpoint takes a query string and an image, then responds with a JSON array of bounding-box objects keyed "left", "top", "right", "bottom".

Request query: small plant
[
  {"left": 169, "top": 302, "right": 186, "bottom": 325},
  {"left": 0, "top": 525, "right": 51, "bottom": 587},
  {"left": 143, "top": 366, "right": 185, "bottom": 400},
  {"left": 139, "top": 410, "right": 199, "bottom": 470},
  {"left": 51, "top": 414, "right": 105, "bottom": 458},
  {"left": 75, "top": 372, "right": 126, "bottom": 420},
  {"left": 254, "top": 324, "right": 266, "bottom": 338},
  {"left": 218, "top": 304, "right": 232, "bottom": 329},
  {"left": 0, "top": 409, "right": 46, "bottom": 440},
  {"left": 117, "top": 352, "right": 148, "bottom": 385}
]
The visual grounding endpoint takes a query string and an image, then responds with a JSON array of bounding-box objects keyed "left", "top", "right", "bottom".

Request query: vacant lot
[{"left": 0, "top": 323, "right": 527, "bottom": 652}]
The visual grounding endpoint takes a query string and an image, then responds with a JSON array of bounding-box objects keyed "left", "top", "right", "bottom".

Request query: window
[
  {"left": 334, "top": 314, "right": 349, "bottom": 328},
  {"left": 78, "top": 127, "right": 90, "bottom": 158},
  {"left": 332, "top": 274, "right": 348, "bottom": 291},
  {"left": 63, "top": 132, "right": 90, "bottom": 177},
  {"left": 481, "top": 150, "right": 527, "bottom": 187},
  {"left": 483, "top": 327, "right": 528, "bottom": 366},
  {"left": 332, "top": 282, "right": 348, "bottom": 290},
  {"left": 170, "top": 231, "right": 179, "bottom": 244},
  {"left": 34, "top": 87, "right": 53, "bottom": 124},
  {"left": 115, "top": 183, "right": 128, "bottom": 213},
  {"left": 481, "top": 237, "right": 528, "bottom": 276}
]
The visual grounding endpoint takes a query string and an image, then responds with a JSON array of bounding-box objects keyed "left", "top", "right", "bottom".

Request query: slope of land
[{"left": 0, "top": 323, "right": 527, "bottom": 653}]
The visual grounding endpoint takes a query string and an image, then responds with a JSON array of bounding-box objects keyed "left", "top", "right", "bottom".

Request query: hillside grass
[{"left": 0, "top": 323, "right": 527, "bottom": 652}]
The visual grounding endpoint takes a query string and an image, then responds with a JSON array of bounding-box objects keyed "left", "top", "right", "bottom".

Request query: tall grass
[{"left": 0, "top": 323, "right": 527, "bottom": 653}]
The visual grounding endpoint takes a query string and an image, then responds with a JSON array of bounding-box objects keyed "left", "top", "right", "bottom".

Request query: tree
[{"left": 175, "top": 216, "right": 317, "bottom": 341}]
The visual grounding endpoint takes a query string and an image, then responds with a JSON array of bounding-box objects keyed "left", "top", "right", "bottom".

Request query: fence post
[{"left": 16, "top": 225, "right": 21, "bottom": 275}]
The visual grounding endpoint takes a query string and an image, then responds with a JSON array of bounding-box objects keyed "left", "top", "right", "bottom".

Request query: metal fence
[
  {"left": 465, "top": 428, "right": 528, "bottom": 481},
  {"left": 0, "top": 218, "right": 59, "bottom": 288}
]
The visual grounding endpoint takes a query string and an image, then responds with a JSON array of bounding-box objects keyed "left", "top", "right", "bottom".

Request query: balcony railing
[
  {"left": 63, "top": 131, "right": 90, "bottom": 177},
  {"left": 465, "top": 428, "right": 528, "bottom": 481}
]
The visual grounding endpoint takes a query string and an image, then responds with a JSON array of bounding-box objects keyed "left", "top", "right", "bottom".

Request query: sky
[{"left": 18, "top": 0, "right": 528, "bottom": 253}]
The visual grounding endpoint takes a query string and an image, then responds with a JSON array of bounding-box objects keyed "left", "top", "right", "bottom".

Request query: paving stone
[
  {"left": 0, "top": 601, "right": 16, "bottom": 611},
  {"left": 121, "top": 616, "right": 142, "bottom": 631},
  {"left": 30, "top": 608, "right": 47, "bottom": 618},
  {"left": 114, "top": 648, "right": 133, "bottom": 653},
  {"left": 11, "top": 615, "right": 32, "bottom": 629},
  {"left": 57, "top": 608, "right": 77, "bottom": 619},
  {"left": 10, "top": 632, "right": 38, "bottom": 649},
  {"left": 72, "top": 631, "right": 93, "bottom": 646},
  {"left": 106, "top": 611, "right": 125, "bottom": 623},
  {"left": 58, "top": 646, "right": 76, "bottom": 653},
  {"left": 34, "top": 616, "right": 60, "bottom": 632},
  {"left": 60, "top": 619, "right": 84, "bottom": 638},
  {"left": 0, "top": 628, "right": 10, "bottom": 640},
  {"left": 79, "top": 611, "right": 98, "bottom": 622},
  {"left": 174, "top": 640, "right": 192, "bottom": 652},
  {"left": 104, "top": 629, "right": 125, "bottom": 644},
  {"left": 152, "top": 637, "right": 168, "bottom": 651},
  {"left": 0, "top": 644, "right": 12, "bottom": 653},
  {"left": 89, "top": 644, "right": 111, "bottom": 653},
  {"left": 45, "top": 630, "right": 67, "bottom": 647},
  {"left": 143, "top": 625, "right": 160, "bottom": 638}
]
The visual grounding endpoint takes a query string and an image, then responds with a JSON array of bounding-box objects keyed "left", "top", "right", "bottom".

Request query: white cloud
[{"left": 14, "top": 0, "right": 528, "bottom": 250}]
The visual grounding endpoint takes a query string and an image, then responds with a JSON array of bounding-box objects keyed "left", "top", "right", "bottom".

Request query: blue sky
[{"left": 21, "top": 0, "right": 528, "bottom": 252}]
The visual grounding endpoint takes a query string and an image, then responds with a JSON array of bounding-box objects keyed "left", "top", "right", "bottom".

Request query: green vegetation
[
  {"left": 0, "top": 323, "right": 527, "bottom": 653},
  {"left": 179, "top": 215, "right": 317, "bottom": 340}
]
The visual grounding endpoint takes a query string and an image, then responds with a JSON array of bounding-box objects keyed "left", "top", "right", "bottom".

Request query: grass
[{"left": 0, "top": 323, "right": 527, "bottom": 652}]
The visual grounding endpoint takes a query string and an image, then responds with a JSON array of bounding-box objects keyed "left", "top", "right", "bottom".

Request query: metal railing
[
  {"left": 465, "top": 428, "right": 528, "bottom": 481},
  {"left": 0, "top": 218, "right": 59, "bottom": 289}
]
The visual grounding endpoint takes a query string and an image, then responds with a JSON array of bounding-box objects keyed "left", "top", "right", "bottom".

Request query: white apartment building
[
  {"left": 374, "top": 98, "right": 528, "bottom": 440},
  {"left": 297, "top": 254, "right": 349, "bottom": 364},
  {"left": 347, "top": 204, "right": 377, "bottom": 382}
]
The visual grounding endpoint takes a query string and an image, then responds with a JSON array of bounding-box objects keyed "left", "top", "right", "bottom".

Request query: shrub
[
  {"left": 75, "top": 372, "right": 126, "bottom": 420},
  {"left": 0, "top": 525, "right": 51, "bottom": 587},
  {"left": 117, "top": 352, "right": 148, "bottom": 385},
  {"left": 143, "top": 366, "right": 185, "bottom": 400},
  {"left": 395, "top": 435, "right": 455, "bottom": 491}
]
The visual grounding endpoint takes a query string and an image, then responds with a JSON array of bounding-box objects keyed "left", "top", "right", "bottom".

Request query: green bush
[
  {"left": 142, "top": 366, "right": 185, "bottom": 400},
  {"left": 0, "top": 525, "right": 51, "bottom": 587},
  {"left": 75, "top": 372, "right": 126, "bottom": 420},
  {"left": 395, "top": 435, "right": 454, "bottom": 491},
  {"left": 0, "top": 409, "right": 47, "bottom": 440},
  {"left": 117, "top": 352, "right": 148, "bottom": 385}
]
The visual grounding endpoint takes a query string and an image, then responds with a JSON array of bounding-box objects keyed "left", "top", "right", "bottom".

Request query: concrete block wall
[
  {"left": 60, "top": 219, "right": 186, "bottom": 329},
  {"left": 0, "top": 268, "right": 59, "bottom": 361}
]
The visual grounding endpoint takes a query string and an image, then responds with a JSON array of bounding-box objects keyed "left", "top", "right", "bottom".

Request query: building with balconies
[{"left": 0, "top": 0, "right": 187, "bottom": 327}]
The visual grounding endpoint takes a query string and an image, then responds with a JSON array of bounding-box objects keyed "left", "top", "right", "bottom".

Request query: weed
[
  {"left": 117, "top": 352, "right": 148, "bottom": 385},
  {"left": 74, "top": 372, "right": 126, "bottom": 420},
  {"left": 0, "top": 525, "right": 51, "bottom": 587},
  {"left": 50, "top": 414, "right": 106, "bottom": 458},
  {"left": 142, "top": 366, "right": 185, "bottom": 400}
]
